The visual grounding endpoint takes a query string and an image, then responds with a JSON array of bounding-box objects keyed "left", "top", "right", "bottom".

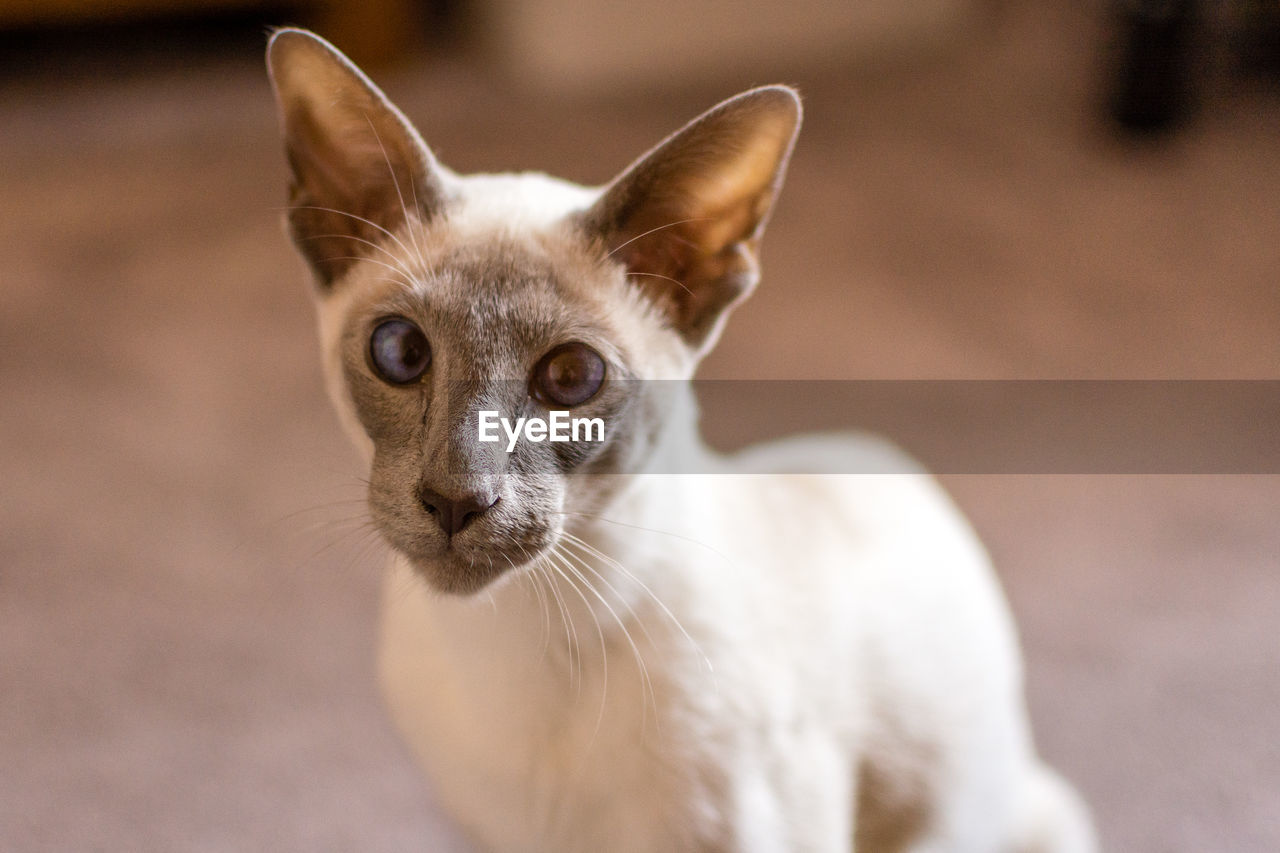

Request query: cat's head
[{"left": 267, "top": 29, "right": 799, "bottom": 594}]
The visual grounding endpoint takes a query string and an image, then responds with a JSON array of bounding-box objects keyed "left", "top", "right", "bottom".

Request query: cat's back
[
  {"left": 704, "top": 432, "right": 1020, "bottom": 713},
  {"left": 717, "top": 431, "right": 971, "bottom": 571},
  {"left": 705, "top": 434, "right": 1026, "bottom": 800},
  {"left": 722, "top": 431, "right": 1007, "bottom": 619}
]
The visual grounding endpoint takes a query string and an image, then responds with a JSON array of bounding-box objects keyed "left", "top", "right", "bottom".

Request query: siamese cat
[{"left": 266, "top": 28, "right": 1096, "bottom": 853}]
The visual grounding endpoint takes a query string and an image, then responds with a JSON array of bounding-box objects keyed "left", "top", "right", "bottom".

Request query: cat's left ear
[
  {"left": 582, "top": 86, "right": 801, "bottom": 355},
  {"left": 266, "top": 28, "right": 450, "bottom": 287}
]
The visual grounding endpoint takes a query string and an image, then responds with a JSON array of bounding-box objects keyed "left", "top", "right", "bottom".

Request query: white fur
[{"left": 371, "top": 431, "right": 1093, "bottom": 851}]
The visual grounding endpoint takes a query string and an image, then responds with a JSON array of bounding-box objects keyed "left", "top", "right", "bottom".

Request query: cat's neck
[
  {"left": 567, "top": 379, "right": 719, "bottom": 552},
  {"left": 637, "top": 378, "right": 718, "bottom": 476}
]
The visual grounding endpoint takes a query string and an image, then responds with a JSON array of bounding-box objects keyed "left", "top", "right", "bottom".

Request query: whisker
[
  {"left": 533, "top": 562, "right": 562, "bottom": 672},
  {"left": 556, "top": 540, "right": 658, "bottom": 730},
  {"left": 558, "top": 538, "right": 656, "bottom": 651},
  {"left": 605, "top": 217, "right": 710, "bottom": 260},
  {"left": 364, "top": 114, "right": 430, "bottom": 275},
  {"left": 524, "top": 543, "right": 579, "bottom": 690},
  {"left": 370, "top": 277, "right": 421, "bottom": 292},
  {"left": 267, "top": 498, "right": 370, "bottom": 530},
  {"left": 554, "top": 510, "right": 732, "bottom": 564},
  {"left": 548, "top": 556, "right": 584, "bottom": 696},
  {"left": 389, "top": 554, "right": 424, "bottom": 608},
  {"left": 562, "top": 530, "right": 714, "bottom": 679},
  {"left": 316, "top": 255, "right": 416, "bottom": 286},
  {"left": 281, "top": 203, "right": 418, "bottom": 265},
  {"left": 298, "top": 233, "right": 416, "bottom": 281},
  {"left": 626, "top": 271, "right": 693, "bottom": 296},
  {"left": 403, "top": 139, "right": 435, "bottom": 282},
  {"left": 292, "top": 514, "right": 377, "bottom": 544},
  {"left": 507, "top": 549, "right": 552, "bottom": 662},
  {"left": 547, "top": 547, "right": 610, "bottom": 741}
]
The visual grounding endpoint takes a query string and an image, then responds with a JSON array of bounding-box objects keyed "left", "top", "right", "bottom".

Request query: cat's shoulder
[
  {"left": 728, "top": 430, "right": 928, "bottom": 477},
  {"left": 721, "top": 432, "right": 970, "bottom": 540}
]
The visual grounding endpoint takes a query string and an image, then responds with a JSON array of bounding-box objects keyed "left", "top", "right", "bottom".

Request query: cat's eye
[
  {"left": 532, "top": 343, "right": 605, "bottom": 407},
  {"left": 370, "top": 318, "right": 431, "bottom": 385}
]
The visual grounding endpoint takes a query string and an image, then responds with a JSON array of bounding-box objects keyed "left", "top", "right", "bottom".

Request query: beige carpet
[{"left": 3, "top": 2, "right": 1278, "bottom": 850}]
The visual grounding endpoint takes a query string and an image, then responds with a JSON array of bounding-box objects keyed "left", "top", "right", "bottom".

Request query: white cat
[{"left": 267, "top": 28, "right": 1096, "bottom": 852}]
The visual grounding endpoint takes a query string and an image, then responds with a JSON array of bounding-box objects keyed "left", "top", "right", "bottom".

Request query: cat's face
[
  {"left": 267, "top": 29, "right": 799, "bottom": 594},
  {"left": 314, "top": 202, "right": 684, "bottom": 593}
]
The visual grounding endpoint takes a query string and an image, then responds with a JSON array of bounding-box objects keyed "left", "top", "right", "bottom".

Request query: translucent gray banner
[
  {"left": 691, "top": 380, "right": 1280, "bottom": 474},
  {"left": 442, "top": 380, "right": 1279, "bottom": 474}
]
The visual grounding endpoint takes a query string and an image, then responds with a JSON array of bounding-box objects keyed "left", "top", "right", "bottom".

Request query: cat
[{"left": 266, "top": 28, "right": 1096, "bottom": 853}]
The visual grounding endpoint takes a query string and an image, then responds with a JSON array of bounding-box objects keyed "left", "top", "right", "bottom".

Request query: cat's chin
[
  {"left": 401, "top": 541, "right": 551, "bottom": 597},
  {"left": 401, "top": 551, "right": 506, "bottom": 596}
]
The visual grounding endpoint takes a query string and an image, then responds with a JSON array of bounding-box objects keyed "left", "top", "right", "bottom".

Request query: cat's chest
[{"left": 377, "top": 556, "right": 713, "bottom": 850}]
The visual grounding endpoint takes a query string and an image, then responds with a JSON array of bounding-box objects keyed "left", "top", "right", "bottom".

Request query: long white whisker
[
  {"left": 552, "top": 540, "right": 655, "bottom": 722},
  {"left": 524, "top": 543, "right": 579, "bottom": 690},
  {"left": 605, "top": 217, "right": 710, "bottom": 259},
  {"left": 403, "top": 141, "right": 433, "bottom": 282},
  {"left": 298, "top": 232, "right": 415, "bottom": 278},
  {"left": 282, "top": 204, "right": 418, "bottom": 264},
  {"left": 515, "top": 551, "right": 552, "bottom": 663},
  {"left": 560, "top": 537, "right": 660, "bottom": 722},
  {"left": 562, "top": 530, "right": 714, "bottom": 679},
  {"left": 547, "top": 547, "right": 610, "bottom": 742},
  {"left": 318, "top": 255, "right": 416, "bottom": 285},
  {"left": 268, "top": 497, "right": 369, "bottom": 529},
  {"left": 537, "top": 562, "right": 566, "bottom": 674},
  {"left": 626, "top": 270, "right": 693, "bottom": 296},
  {"left": 370, "top": 277, "right": 421, "bottom": 292},
  {"left": 556, "top": 510, "right": 733, "bottom": 564},
  {"left": 542, "top": 552, "right": 586, "bottom": 697},
  {"left": 364, "top": 114, "right": 430, "bottom": 275},
  {"left": 558, "top": 538, "right": 658, "bottom": 651}
]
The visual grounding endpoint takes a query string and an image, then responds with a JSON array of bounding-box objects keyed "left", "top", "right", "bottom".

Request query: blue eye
[{"left": 370, "top": 318, "right": 431, "bottom": 385}]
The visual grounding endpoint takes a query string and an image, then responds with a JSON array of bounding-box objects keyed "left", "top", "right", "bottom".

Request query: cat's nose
[{"left": 418, "top": 486, "right": 499, "bottom": 537}]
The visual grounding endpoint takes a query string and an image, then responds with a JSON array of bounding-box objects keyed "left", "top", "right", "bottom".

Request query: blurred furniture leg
[{"left": 1108, "top": 0, "right": 1201, "bottom": 133}]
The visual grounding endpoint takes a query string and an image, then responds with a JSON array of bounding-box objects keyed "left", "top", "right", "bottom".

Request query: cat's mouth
[
  {"left": 394, "top": 528, "right": 559, "bottom": 596},
  {"left": 365, "top": 483, "right": 558, "bottom": 593}
]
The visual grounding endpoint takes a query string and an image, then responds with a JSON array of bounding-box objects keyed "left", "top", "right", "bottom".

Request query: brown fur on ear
[
  {"left": 266, "top": 28, "right": 450, "bottom": 287},
  {"left": 582, "top": 86, "right": 801, "bottom": 353}
]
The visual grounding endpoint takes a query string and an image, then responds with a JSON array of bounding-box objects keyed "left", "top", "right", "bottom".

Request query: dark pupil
[
  {"left": 397, "top": 336, "right": 423, "bottom": 367},
  {"left": 548, "top": 352, "right": 587, "bottom": 390},
  {"left": 540, "top": 344, "right": 604, "bottom": 406},
  {"left": 371, "top": 319, "right": 429, "bottom": 384}
]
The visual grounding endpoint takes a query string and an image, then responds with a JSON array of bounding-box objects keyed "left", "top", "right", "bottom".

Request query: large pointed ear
[
  {"left": 581, "top": 86, "right": 800, "bottom": 354},
  {"left": 266, "top": 28, "right": 450, "bottom": 287}
]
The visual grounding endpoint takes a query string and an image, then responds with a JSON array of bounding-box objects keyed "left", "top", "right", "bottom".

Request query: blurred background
[{"left": 2, "top": 0, "right": 1278, "bottom": 849}]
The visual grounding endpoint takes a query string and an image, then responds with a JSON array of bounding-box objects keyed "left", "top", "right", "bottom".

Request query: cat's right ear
[{"left": 266, "top": 28, "right": 450, "bottom": 287}]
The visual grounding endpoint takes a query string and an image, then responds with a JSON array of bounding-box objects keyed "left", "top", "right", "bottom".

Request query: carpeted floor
[{"left": 2, "top": 2, "right": 1278, "bottom": 850}]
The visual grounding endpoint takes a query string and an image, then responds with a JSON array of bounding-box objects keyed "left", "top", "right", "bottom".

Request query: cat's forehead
[
  {"left": 449, "top": 172, "right": 599, "bottom": 231},
  {"left": 423, "top": 241, "right": 589, "bottom": 334},
  {"left": 416, "top": 225, "right": 608, "bottom": 315},
  {"left": 396, "top": 170, "right": 608, "bottom": 308}
]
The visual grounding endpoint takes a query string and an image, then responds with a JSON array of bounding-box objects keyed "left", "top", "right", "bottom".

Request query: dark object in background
[
  {"left": 1108, "top": 0, "right": 1202, "bottom": 134},
  {"left": 1235, "top": 0, "right": 1280, "bottom": 80}
]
